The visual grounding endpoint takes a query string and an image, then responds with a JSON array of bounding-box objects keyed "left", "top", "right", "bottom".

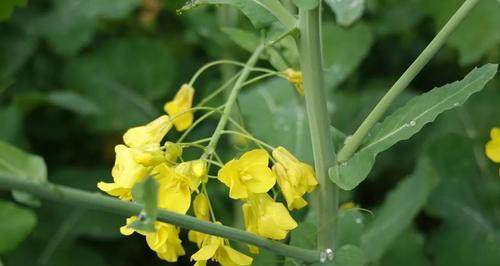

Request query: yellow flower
[
  {"left": 130, "top": 143, "right": 165, "bottom": 167},
  {"left": 120, "top": 217, "right": 185, "bottom": 262},
  {"left": 272, "top": 147, "right": 318, "bottom": 210},
  {"left": 188, "top": 193, "right": 211, "bottom": 246},
  {"left": 191, "top": 228, "right": 253, "bottom": 266},
  {"left": 193, "top": 193, "right": 210, "bottom": 221},
  {"left": 283, "top": 68, "right": 304, "bottom": 96},
  {"left": 123, "top": 115, "right": 172, "bottom": 148},
  {"left": 164, "top": 141, "right": 183, "bottom": 165},
  {"left": 486, "top": 127, "right": 500, "bottom": 163},
  {"left": 242, "top": 193, "right": 297, "bottom": 240},
  {"left": 164, "top": 84, "right": 195, "bottom": 131},
  {"left": 153, "top": 162, "right": 202, "bottom": 214},
  {"left": 218, "top": 149, "right": 276, "bottom": 199},
  {"left": 98, "top": 145, "right": 149, "bottom": 200}
]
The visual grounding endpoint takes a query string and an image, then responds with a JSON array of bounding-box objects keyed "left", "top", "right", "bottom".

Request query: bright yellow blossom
[
  {"left": 121, "top": 217, "right": 185, "bottom": 262},
  {"left": 130, "top": 143, "right": 165, "bottom": 167},
  {"left": 98, "top": 144, "right": 149, "bottom": 200},
  {"left": 283, "top": 68, "right": 304, "bottom": 95},
  {"left": 272, "top": 146, "right": 318, "bottom": 210},
  {"left": 123, "top": 115, "right": 172, "bottom": 148},
  {"left": 164, "top": 84, "right": 195, "bottom": 131},
  {"left": 191, "top": 232, "right": 253, "bottom": 266},
  {"left": 486, "top": 127, "right": 500, "bottom": 163},
  {"left": 188, "top": 193, "right": 211, "bottom": 246},
  {"left": 242, "top": 193, "right": 297, "bottom": 240},
  {"left": 164, "top": 141, "right": 183, "bottom": 165},
  {"left": 218, "top": 149, "right": 276, "bottom": 199},
  {"left": 153, "top": 162, "right": 203, "bottom": 214}
]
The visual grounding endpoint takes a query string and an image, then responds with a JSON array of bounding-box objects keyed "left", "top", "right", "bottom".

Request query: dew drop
[
  {"left": 453, "top": 102, "right": 460, "bottom": 107},
  {"left": 409, "top": 120, "right": 416, "bottom": 126},
  {"left": 355, "top": 217, "right": 363, "bottom": 224},
  {"left": 340, "top": 162, "right": 347, "bottom": 167}
]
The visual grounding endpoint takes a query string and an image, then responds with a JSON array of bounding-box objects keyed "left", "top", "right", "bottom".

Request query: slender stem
[
  {"left": 299, "top": 7, "right": 338, "bottom": 250},
  {"left": 337, "top": 0, "right": 480, "bottom": 162},
  {"left": 0, "top": 174, "right": 320, "bottom": 263},
  {"left": 221, "top": 130, "right": 275, "bottom": 150},
  {"left": 202, "top": 45, "right": 266, "bottom": 159}
]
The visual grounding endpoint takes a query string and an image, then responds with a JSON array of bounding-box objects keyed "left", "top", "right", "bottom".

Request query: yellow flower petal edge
[
  {"left": 98, "top": 144, "right": 150, "bottom": 200},
  {"left": 164, "top": 84, "right": 195, "bottom": 131},
  {"left": 123, "top": 115, "right": 172, "bottom": 148},
  {"left": 486, "top": 127, "right": 500, "bottom": 163},
  {"left": 218, "top": 149, "right": 276, "bottom": 199},
  {"left": 190, "top": 224, "right": 253, "bottom": 266},
  {"left": 120, "top": 217, "right": 185, "bottom": 262},
  {"left": 272, "top": 146, "right": 318, "bottom": 210},
  {"left": 242, "top": 193, "right": 297, "bottom": 240}
]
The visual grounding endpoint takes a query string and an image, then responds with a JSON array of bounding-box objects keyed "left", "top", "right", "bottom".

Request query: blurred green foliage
[{"left": 0, "top": 0, "right": 499, "bottom": 265}]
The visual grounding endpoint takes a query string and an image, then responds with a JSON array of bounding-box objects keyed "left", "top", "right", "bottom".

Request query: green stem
[
  {"left": 337, "top": 0, "right": 480, "bottom": 162},
  {"left": 299, "top": 7, "right": 338, "bottom": 251},
  {"left": 0, "top": 174, "right": 320, "bottom": 263},
  {"left": 202, "top": 45, "right": 265, "bottom": 159}
]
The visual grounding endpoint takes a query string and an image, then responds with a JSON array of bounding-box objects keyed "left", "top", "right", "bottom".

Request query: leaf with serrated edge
[{"left": 330, "top": 64, "right": 497, "bottom": 190}]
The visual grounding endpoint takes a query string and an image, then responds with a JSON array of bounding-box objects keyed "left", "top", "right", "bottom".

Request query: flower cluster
[{"left": 98, "top": 78, "right": 318, "bottom": 265}]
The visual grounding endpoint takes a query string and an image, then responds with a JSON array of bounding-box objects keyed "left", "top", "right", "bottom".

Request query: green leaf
[
  {"left": 0, "top": 141, "right": 47, "bottom": 183},
  {"left": 221, "top": 27, "right": 260, "bottom": 52},
  {"left": 180, "top": 0, "right": 277, "bottom": 29},
  {"left": 0, "top": 141, "right": 47, "bottom": 206},
  {"left": 0, "top": 32, "right": 36, "bottom": 81},
  {"left": 291, "top": 0, "right": 319, "bottom": 10},
  {"left": 31, "top": 0, "right": 139, "bottom": 55},
  {"left": 63, "top": 37, "right": 173, "bottom": 132},
  {"left": 424, "top": 134, "right": 500, "bottom": 266},
  {"left": 336, "top": 209, "right": 364, "bottom": 247},
  {"left": 0, "top": 0, "right": 27, "bottom": 21},
  {"left": 129, "top": 176, "right": 158, "bottom": 232},
  {"left": 0, "top": 200, "right": 37, "bottom": 254},
  {"left": 424, "top": 0, "right": 500, "bottom": 65},
  {"left": 325, "top": 0, "right": 365, "bottom": 27},
  {"left": 360, "top": 158, "right": 437, "bottom": 262},
  {"left": 322, "top": 22, "right": 373, "bottom": 89},
  {"left": 330, "top": 64, "right": 497, "bottom": 190},
  {"left": 46, "top": 91, "right": 101, "bottom": 116},
  {"left": 380, "top": 227, "right": 430, "bottom": 266},
  {"left": 334, "top": 245, "right": 366, "bottom": 266}
]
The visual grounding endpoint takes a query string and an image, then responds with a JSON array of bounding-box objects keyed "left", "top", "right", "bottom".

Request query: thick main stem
[
  {"left": 337, "top": 0, "right": 479, "bottom": 162},
  {"left": 202, "top": 45, "right": 265, "bottom": 159},
  {"left": 0, "top": 174, "right": 321, "bottom": 262},
  {"left": 299, "top": 7, "right": 338, "bottom": 250}
]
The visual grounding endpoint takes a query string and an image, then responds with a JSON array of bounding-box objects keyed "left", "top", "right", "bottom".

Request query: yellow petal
[
  {"left": 97, "top": 182, "right": 131, "bottom": 200},
  {"left": 191, "top": 244, "right": 219, "bottom": 261},
  {"left": 123, "top": 115, "right": 172, "bottom": 148},
  {"left": 119, "top": 216, "right": 138, "bottom": 236},
  {"left": 164, "top": 84, "right": 195, "bottom": 131},
  {"left": 112, "top": 144, "right": 149, "bottom": 188},
  {"left": 238, "top": 149, "right": 269, "bottom": 167},
  {"left": 219, "top": 245, "right": 253, "bottom": 266},
  {"left": 244, "top": 166, "right": 276, "bottom": 194},
  {"left": 229, "top": 177, "right": 249, "bottom": 199},
  {"left": 491, "top": 127, "right": 500, "bottom": 139},
  {"left": 218, "top": 160, "right": 239, "bottom": 187},
  {"left": 158, "top": 182, "right": 191, "bottom": 214},
  {"left": 193, "top": 193, "right": 210, "bottom": 221},
  {"left": 486, "top": 138, "right": 500, "bottom": 163}
]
